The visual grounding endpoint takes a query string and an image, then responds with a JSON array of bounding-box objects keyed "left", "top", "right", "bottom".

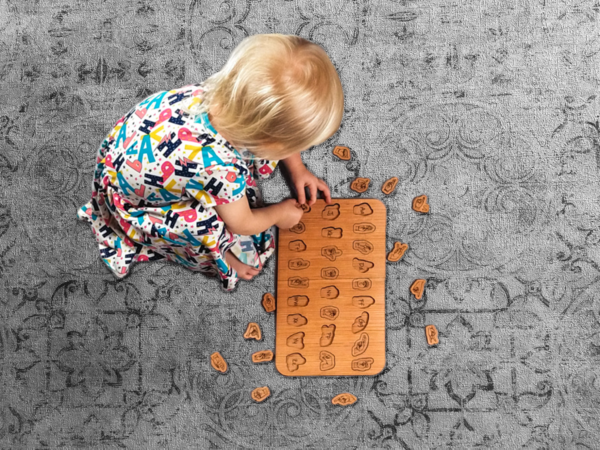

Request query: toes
[{"left": 240, "top": 270, "right": 256, "bottom": 280}]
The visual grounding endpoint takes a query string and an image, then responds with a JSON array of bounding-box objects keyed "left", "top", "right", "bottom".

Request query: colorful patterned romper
[{"left": 77, "top": 83, "right": 279, "bottom": 291}]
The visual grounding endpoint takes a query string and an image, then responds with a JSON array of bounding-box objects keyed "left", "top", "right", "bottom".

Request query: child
[{"left": 77, "top": 34, "right": 344, "bottom": 291}]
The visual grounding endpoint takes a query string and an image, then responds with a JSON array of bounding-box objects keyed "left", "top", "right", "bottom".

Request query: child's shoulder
[{"left": 135, "top": 83, "right": 204, "bottom": 112}]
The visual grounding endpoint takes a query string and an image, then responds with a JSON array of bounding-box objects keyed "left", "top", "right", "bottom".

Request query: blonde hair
[{"left": 180, "top": 33, "right": 344, "bottom": 160}]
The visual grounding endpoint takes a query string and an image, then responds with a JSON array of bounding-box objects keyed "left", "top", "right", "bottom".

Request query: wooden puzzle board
[{"left": 275, "top": 199, "right": 386, "bottom": 376}]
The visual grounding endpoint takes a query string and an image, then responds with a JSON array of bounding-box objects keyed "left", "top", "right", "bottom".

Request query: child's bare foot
[{"left": 225, "top": 250, "right": 261, "bottom": 280}]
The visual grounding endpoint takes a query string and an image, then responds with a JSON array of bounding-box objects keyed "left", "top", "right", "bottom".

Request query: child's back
[{"left": 77, "top": 34, "right": 344, "bottom": 291}]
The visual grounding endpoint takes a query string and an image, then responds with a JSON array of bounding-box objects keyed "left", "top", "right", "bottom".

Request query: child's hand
[
  {"left": 275, "top": 199, "right": 305, "bottom": 229},
  {"left": 290, "top": 166, "right": 332, "bottom": 206}
]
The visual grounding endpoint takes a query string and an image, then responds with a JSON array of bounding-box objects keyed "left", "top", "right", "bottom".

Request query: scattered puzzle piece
[
  {"left": 251, "top": 386, "right": 271, "bottom": 402},
  {"left": 262, "top": 292, "right": 276, "bottom": 313},
  {"left": 387, "top": 242, "right": 409, "bottom": 262},
  {"left": 210, "top": 352, "right": 228, "bottom": 373},
  {"left": 244, "top": 322, "right": 262, "bottom": 340},
  {"left": 410, "top": 279, "right": 426, "bottom": 300},
  {"left": 350, "top": 177, "right": 370, "bottom": 193},
  {"left": 382, "top": 177, "right": 399, "bottom": 195},
  {"left": 412, "top": 195, "right": 430, "bottom": 213},
  {"left": 425, "top": 325, "right": 439, "bottom": 346},
  {"left": 332, "top": 393, "right": 358, "bottom": 406},
  {"left": 332, "top": 145, "right": 351, "bottom": 160},
  {"left": 252, "top": 350, "right": 274, "bottom": 363}
]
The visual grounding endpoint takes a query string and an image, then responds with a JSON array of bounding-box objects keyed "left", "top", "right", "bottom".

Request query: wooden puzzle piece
[
  {"left": 289, "top": 258, "right": 310, "bottom": 270},
  {"left": 210, "top": 352, "right": 228, "bottom": 373},
  {"left": 252, "top": 350, "right": 274, "bottom": 363},
  {"left": 353, "top": 223, "right": 376, "bottom": 234},
  {"left": 410, "top": 279, "right": 426, "bottom": 300},
  {"left": 322, "top": 245, "right": 343, "bottom": 261},
  {"left": 287, "top": 353, "right": 306, "bottom": 372},
  {"left": 288, "top": 277, "right": 309, "bottom": 288},
  {"left": 352, "top": 240, "right": 374, "bottom": 255},
  {"left": 387, "top": 242, "right": 408, "bottom": 262},
  {"left": 352, "top": 312, "right": 369, "bottom": 333},
  {"left": 287, "top": 314, "right": 307, "bottom": 326},
  {"left": 262, "top": 292, "right": 276, "bottom": 313},
  {"left": 289, "top": 240, "right": 307, "bottom": 252},
  {"left": 332, "top": 145, "right": 351, "bottom": 160},
  {"left": 321, "top": 285, "right": 340, "bottom": 299},
  {"left": 412, "top": 195, "right": 430, "bottom": 213},
  {"left": 288, "top": 295, "right": 309, "bottom": 307},
  {"left": 353, "top": 202, "right": 373, "bottom": 216},
  {"left": 352, "top": 332, "right": 369, "bottom": 356},
  {"left": 353, "top": 258, "right": 374, "bottom": 273},
  {"left": 289, "top": 222, "right": 305, "bottom": 234},
  {"left": 352, "top": 278, "right": 372, "bottom": 290},
  {"left": 425, "top": 325, "right": 439, "bottom": 346},
  {"left": 351, "top": 357, "right": 374, "bottom": 372},
  {"left": 320, "top": 306, "right": 339, "bottom": 320},
  {"left": 322, "top": 227, "right": 343, "bottom": 238},
  {"left": 382, "top": 177, "right": 399, "bottom": 195},
  {"left": 244, "top": 322, "right": 262, "bottom": 340},
  {"left": 321, "top": 267, "right": 339, "bottom": 279},
  {"left": 332, "top": 393, "right": 357, "bottom": 406},
  {"left": 251, "top": 386, "right": 271, "bottom": 402},
  {"left": 352, "top": 296, "right": 375, "bottom": 308},
  {"left": 299, "top": 203, "right": 311, "bottom": 213},
  {"left": 319, "top": 351, "right": 336, "bottom": 371},
  {"left": 350, "top": 177, "right": 370, "bottom": 193},
  {"left": 322, "top": 204, "right": 341, "bottom": 220},
  {"left": 287, "top": 332, "right": 305, "bottom": 349},
  {"left": 320, "top": 324, "right": 336, "bottom": 346}
]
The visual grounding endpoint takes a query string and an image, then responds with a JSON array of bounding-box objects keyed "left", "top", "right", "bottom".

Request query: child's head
[{"left": 183, "top": 34, "right": 344, "bottom": 160}]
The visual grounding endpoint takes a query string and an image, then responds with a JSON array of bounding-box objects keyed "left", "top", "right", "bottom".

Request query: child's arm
[
  {"left": 282, "top": 153, "right": 332, "bottom": 206},
  {"left": 214, "top": 195, "right": 303, "bottom": 236}
]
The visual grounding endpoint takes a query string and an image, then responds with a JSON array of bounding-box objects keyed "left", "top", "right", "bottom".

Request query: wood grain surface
[{"left": 275, "top": 199, "right": 386, "bottom": 376}]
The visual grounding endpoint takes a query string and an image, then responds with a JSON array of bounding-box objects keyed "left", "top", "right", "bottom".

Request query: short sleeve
[
  {"left": 254, "top": 159, "right": 279, "bottom": 180},
  {"left": 184, "top": 163, "right": 247, "bottom": 208}
]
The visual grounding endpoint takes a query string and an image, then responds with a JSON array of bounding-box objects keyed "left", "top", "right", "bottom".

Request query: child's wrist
[{"left": 282, "top": 153, "right": 305, "bottom": 172}]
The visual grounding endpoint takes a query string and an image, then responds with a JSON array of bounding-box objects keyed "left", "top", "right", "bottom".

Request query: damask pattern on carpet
[{"left": 0, "top": 0, "right": 599, "bottom": 448}]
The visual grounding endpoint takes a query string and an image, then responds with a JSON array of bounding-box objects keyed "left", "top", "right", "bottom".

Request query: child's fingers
[
  {"left": 296, "top": 182, "right": 306, "bottom": 204},
  {"left": 308, "top": 183, "right": 318, "bottom": 206},
  {"left": 318, "top": 179, "right": 332, "bottom": 203}
]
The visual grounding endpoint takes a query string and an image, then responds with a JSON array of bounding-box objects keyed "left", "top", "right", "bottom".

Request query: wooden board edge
[{"left": 274, "top": 198, "right": 388, "bottom": 378}]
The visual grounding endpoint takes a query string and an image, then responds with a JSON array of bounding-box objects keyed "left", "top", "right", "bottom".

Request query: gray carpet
[{"left": 1, "top": 0, "right": 599, "bottom": 448}]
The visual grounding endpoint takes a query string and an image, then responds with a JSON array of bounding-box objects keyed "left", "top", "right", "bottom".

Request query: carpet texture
[{"left": 1, "top": 0, "right": 600, "bottom": 448}]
